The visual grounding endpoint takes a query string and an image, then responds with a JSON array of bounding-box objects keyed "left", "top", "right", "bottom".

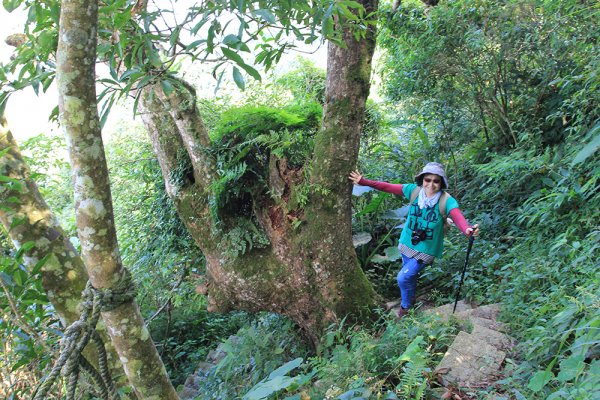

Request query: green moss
[
  {"left": 336, "top": 264, "right": 378, "bottom": 318},
  {"left": 225, "top": 248, "right": 286, "bottom": 280}
]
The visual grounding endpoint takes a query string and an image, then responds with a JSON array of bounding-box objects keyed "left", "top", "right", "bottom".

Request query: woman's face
[{"left": 423, "top": 173, "right": 442, "bottom": 196}]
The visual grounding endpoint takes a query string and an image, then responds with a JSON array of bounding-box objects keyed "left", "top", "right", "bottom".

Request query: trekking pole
[{"left": 453, "top": 234, "right": 475, "bottom": 314}]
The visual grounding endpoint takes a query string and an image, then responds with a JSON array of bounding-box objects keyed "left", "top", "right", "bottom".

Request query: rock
[
  {"left": 468, "top": 316, "right": 507, "bottom": 332},
  {"left": 470, "top": 325, "right": 513, "bottom": 351},
  {"left": 385, "top": 299, "right": 401, "bottom": 310},
  {"left": 184, "top": 375, "right": 201, "bottom": 390},
  {"left": 424, "top": 300, "right": 474, "bottom": 321},
  {"left": 436, "top": 331, "right": 506, "bottom": 388},
  {"left": 178, "top": 386, "right": 199, "bottom": 400},
  {"left": 207, "top": 335, "right": 241, "bottom": 364},
  {"left": 471, "top": 304, "right": 501, "bottom": 320},
  {"left": 196, "top": 361, "right": 215, "bottom": 375}
]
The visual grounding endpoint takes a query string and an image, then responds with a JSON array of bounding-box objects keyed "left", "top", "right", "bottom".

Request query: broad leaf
[
  {"left": 556, "top": 354, "right": 585, "bottom": 382},
  {"left": 253, "top": 9, "right": 276, "bottom": 24},
  {"left": 399, "top": 336, "right": 424, "bottom": 362},
  {"left": 232, "top": 67, "right": 245, "bottom": 90},
  {"left": 571, "top": 124, "right": 600, "bottom": 166},
  {"left": 3, "top": 0, "right": 22, "bottom": 12},
  {"left": 268, "top": 357, "right": 303, "bottom": 379},
  {"left": 527, "top": 370, "right": 554, "bottom": 392}
]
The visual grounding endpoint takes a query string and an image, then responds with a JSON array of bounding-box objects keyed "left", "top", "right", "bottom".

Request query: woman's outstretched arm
[
  {"left": 448, "top": 208, "right": 480, "bottom": 236},
  {"left": 348, "top": 170, "right": 405, "bottom": 195}
]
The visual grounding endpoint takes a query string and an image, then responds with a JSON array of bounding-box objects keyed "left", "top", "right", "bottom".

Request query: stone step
[
  {"left": 385, "top": 299, "right": 401, "bottom": 310},
  {"left": 423, "top": 300, "right": 474, "bottom": 320},
  {"left": 470, "top": 324, "right": 514, "bottom": 352},
  {"left": 472, "top": 304, "right": 501, "bottom": 320},
  {"left": 467, "top": 315, "right": 507, "bottom": 332},
  {"left": 435, "top": 331, "right": 506, "bottom": 388}
]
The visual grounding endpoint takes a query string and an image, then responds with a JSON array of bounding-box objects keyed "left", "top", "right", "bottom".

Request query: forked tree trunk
[
  {"left": 0, "top": 116, "right": 125, "bottom": 382},
  {"left": 56, "top": 0, "right": 178, "bottom": 398},
  {"left": 139, "top": 0, "right": 380, "bottom": 346}
]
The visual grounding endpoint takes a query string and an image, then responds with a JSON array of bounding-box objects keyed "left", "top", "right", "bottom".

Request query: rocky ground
[{"left": 178, "top": 301, "right": 514, "bottom": 399}]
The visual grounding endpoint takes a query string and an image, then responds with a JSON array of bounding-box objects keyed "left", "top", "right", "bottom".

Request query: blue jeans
[{"left": 397, "top": 254, "right": 426, "bottom": 309}]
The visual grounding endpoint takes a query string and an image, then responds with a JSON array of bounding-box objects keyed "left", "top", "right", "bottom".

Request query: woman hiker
[{"left": 349, "top": 162, "right": 480, "bottom": 318}]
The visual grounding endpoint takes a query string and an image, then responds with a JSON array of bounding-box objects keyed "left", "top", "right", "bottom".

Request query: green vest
[{"left": 399, "top": 184, "right": 459, "bottom": 257}]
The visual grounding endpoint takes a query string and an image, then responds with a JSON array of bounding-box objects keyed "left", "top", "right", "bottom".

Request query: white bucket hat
[{"left": 415, "top": 162, "right": 449, "bottom": 189}]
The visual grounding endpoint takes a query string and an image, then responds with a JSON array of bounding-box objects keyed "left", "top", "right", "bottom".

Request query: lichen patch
[{"left": 79, "top": 198, "right": 107, "bottom": 219}]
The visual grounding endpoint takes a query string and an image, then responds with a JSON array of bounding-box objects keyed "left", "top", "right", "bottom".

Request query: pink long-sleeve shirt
[{"left": 358, "top": 178, "right": 471, "bottom": 235}]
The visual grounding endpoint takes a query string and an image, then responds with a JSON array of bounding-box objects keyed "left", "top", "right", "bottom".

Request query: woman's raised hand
[{"left": 348, "top": 170, "right": 363, "bottom": 185}]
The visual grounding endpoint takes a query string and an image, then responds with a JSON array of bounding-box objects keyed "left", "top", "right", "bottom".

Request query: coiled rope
[{"left": 32, "top": 269, "right": 136, "bottom": 400}]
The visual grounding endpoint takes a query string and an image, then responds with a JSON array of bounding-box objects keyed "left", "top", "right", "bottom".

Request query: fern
[
  {"left": 217, "top": 218, "right": 271, "bottom": 260},
  {"left": 398, "top": 357, "right": 429, "bottom": 400}
]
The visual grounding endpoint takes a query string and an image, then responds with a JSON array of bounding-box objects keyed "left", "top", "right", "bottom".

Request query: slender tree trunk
[
  {"left": 0, "top": 116, "right": 125, "bottom": 381},
  {"left": 0, "top": 116, "right": 87, "bottom": 326},
  {"left": 137, "top": 0, "right": 380, "bottom": 346},
  {"left": 56, "top": 0, "right": 178, "bottom": 397}
]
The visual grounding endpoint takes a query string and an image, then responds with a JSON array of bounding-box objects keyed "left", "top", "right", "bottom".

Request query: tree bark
[
  {"left": 137, "top": 0, "right": 380, "bottom": 346},
  {"left": 0, "top": 116, "right": 87, "bottom": 326},
  {"left": 56, "top": 0, "right": 178, "bottom": 398},
  {"left": 0, "top": 116, "right": 124, "bottom": 381}
]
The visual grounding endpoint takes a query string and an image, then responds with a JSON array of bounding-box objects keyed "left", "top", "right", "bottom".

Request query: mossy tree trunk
[
  {"left": 56, "top": 0, "right": 178, "bottom": 398},
  {"left": 0, "top": 116, "right": 88, "bottom": 326},
  {"left": 139, "top": 0, "right": 379, "bottom": 346},
  {"left": 0, "top": 115, "right": 126, "bottom": 382}
]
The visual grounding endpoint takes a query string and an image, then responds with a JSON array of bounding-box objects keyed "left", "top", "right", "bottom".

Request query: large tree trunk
[
  {"left": 138, "top": 0, "right": 380, "bottom": 346},
  {"left": 0, "top": 116, "right": 125, "bottom": 381},
  {"left": 56, "top": 0, "right": 178, "bottom": 398}
]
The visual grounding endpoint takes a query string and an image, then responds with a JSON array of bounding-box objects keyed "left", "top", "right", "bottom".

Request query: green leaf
[
  {"left": 99, "top": 97, "right": 115, "bottom": 129},
  {"left": 31, "top": 254, "right": 50, "bottom": 275},
  {"left": 207, "top": 24, "right": 216, "bottom": 53},
  {"left": 213, "top": 69, "right": 225, "bottom": 94},
  {"left": 237, "top": 0, "right": 246, "bottom": 12},
  {"left": 384, "top": 246, "right": 402, "bottom": 261},
  {"left": 253, "top": 9, "right": 276, "bottom": 24},
  {"left": 185, "top": 39, "right": 207, "bottom": 51},
  {"left": 267, "top": 357, "right": 303, "bottom": 379},
  {"left": 556, "top": 354, "right": 585, "bottom": 382},
  {"left": 415, "top": 126, "right": 430, "bottom": 148},
  {"left": 321, "top": 14, "right": 334, "bottom": 37},
  {"left": 399, "top": 336, "right": 424, "bottom": 362},
  {"left": 232, "top": 67, "right": 245, "bottom": 90},
  {"left": 0, "top": 175, "right": 20, "bottom": 184},
  {"left": 571, "top": 124, "right": 600, "bottom": 166},
  {"left": 13, "top": 268, "right": 27, "bottom": 286},
  {"left": 3, "top": 0, "right": 22, "bottom": 13},
  {"left": 160, "top": 79, "right": 175, "bottom": 97},
  {"left": 0, "top": 147, "right": 12, "bottom": 158},
  {"left": 0, "top": 271, "right": 13, "bottom": 285},
  {"left": 221, "top": 47, "right": 245, "bottom": 65},
  {"left": 243, "top": 375, "right": 296, "bottom": 400},
  {"left": 527, "top": 370, "right": 554, "bottom": 392},
  {"left": 238, "top": 63, "right": 261, "bottom": 81},
  {"left": 15, "top": 241, "right": 35, "bottom": 260},
  {"left": 222, "top": 34, "right": 240, "bottom": 46}
]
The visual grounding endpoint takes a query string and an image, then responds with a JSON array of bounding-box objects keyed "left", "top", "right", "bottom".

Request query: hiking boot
[{"left": 396, "top": 307, "right": 409, "bottom": 319}]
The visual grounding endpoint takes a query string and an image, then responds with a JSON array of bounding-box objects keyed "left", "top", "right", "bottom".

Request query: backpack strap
[
  {"left": 409, "top": 186, "right": 420, "bottom": 204},
  {"left": 439, "top": 191, "right": 449, "bottom": 219}
]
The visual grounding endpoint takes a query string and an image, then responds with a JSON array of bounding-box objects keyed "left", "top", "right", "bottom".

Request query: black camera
[{"left": 411, "top": 229, "right": 427, "bottom": 245}]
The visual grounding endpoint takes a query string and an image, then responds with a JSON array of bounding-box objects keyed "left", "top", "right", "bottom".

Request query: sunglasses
[{"left": 423, "top": 177, "right": 441, "bottom": 184}]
